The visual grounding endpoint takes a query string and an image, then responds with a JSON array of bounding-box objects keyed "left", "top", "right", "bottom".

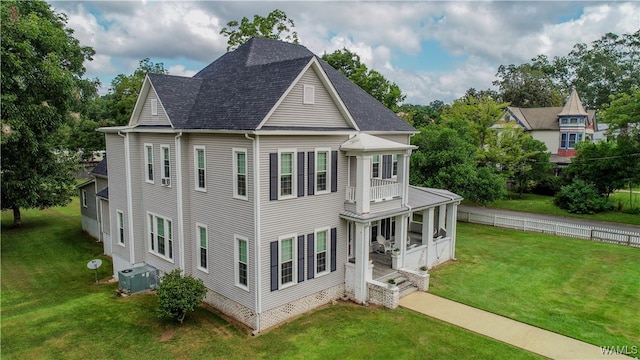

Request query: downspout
[
  {"left": 175, "top": 132, "right": 185, "bottom": 271},
  {"left": 94, "top": 180, "right": 102, "bottom": 243},
  {"left": 118, "top": 131, "right": 135, "bottom": 266},
  {"left": 245, "top": 133, "right": 261, "bottom": 335}
]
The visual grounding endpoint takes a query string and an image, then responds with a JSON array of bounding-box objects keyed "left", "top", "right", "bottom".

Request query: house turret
[{"left": 557, "top": 88, "right": 591, "bottom": 157}]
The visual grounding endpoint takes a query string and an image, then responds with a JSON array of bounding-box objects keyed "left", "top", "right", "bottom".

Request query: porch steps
[{"left": 378, "top": 273, "right": 418, "bottom": 298}]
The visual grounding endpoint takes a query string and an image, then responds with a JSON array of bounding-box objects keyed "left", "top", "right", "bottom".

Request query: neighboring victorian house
[
  {"left": 98, "top": 38, "right": 462, "bottom": 334},
  {"left": 79, "top": 158, "right": 110, "bottom": 246},
  {"left": 504, "top": 89, "right": 596, "bottom": 165}
]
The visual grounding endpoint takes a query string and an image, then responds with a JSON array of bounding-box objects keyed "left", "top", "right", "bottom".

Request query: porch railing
[
  {"left": 345, "top": 178, "right": 402, "bottom": 202},
  {"left": 370, "top": 179, "right": 401, "bottom": 201}
]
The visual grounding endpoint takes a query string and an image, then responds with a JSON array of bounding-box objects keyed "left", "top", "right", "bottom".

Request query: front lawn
[
  {"left": 1, "top": 201, "right": 540, "bottom": 359},
  {"left": 429, "top": 222, "right": 640, "bottom": 348},
  {"left": 466, "top": 192, "right": 640, "bottom": 225}
]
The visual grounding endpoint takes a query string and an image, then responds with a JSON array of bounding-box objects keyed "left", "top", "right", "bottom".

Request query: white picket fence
[{"left": 458, "top": 210, "right": 640, "bottom": 248}]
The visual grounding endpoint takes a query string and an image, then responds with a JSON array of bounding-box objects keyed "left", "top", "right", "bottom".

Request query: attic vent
[
  {"left": 303, "top": 85, "right": 315, "bottom": 105},
  {"left": 151, "top": 99, "right": 158, "bottom": 116}
]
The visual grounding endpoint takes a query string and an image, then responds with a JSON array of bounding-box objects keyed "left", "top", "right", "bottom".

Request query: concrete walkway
[{"left": 400, "top": 292, "right": 632, "bottom": 359}]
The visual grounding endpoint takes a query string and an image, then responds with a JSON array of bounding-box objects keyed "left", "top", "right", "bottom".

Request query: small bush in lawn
[
  {"left": 157, "top": 269, "right": 207, "bottom": 323},
  {"left": 532, "top": 176, "right": 564, "bottom": 196},
  {"left": 554, "top": 180, "right": 613, "bottom": 214}
]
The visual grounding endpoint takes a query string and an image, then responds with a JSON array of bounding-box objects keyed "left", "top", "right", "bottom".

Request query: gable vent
[
  {"left": 303, "top": 85, "right": 315, "bottom": 105},
  {"left": 151, "top": 99, "right": 158, "bottom": 116}
]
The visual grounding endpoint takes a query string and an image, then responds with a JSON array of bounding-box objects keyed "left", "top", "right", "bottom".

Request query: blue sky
[{"left": 53, "top": 1, "right": 639, "bottom": 105}]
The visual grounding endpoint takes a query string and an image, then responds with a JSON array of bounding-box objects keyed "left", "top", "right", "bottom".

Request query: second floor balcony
[{"left": 346, "top": 178, "right": 402, "bottom": 203}]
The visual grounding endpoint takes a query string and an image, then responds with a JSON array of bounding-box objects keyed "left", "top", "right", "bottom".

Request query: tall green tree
[
  {"left": 568, "top": 31, "right": 640, "bottom": 110},
  {"left": 568, "top": 88, "right": 640, "bottom": 204},
  {"left": 109, "top": 58, "right": 167, "bottom": 126},
  {"left": 565, "top": 138, "right": 639, "bottom": 199},
  {"left": 397, "top": 103, "right": 443, "bottom": 128},
  {"left": 485, "top": 122, "right": 553, "bottom": 198},
  {"left": 440, "top": 94, "right": 508, "bottom": 148},
  {"left": 322, "top": 48, "right": 405, "bottom": 111},
  {"left": 1, "top": 0, "right": 96, "bottom": 227},
  {"left": 599, "top": 88, "right": 640, "bottom": 135},
  {"left": 495, "top": 31, "right": 640, "bottom": 111},
  {"left": 410, "top": 125, "right": 505, "bottom": 204},
  {"left": 493, "top": 62, "right": 564, "bottom": 108},
  {"left": 220, "top": 9, "right": 298, "bottom": 51}
]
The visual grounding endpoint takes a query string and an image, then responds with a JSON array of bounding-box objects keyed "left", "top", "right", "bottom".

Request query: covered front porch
[{"left": 341, "top": 186, "right": 462, "bottom": 308}]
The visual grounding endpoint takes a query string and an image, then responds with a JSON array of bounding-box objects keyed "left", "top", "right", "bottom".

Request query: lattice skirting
[
  {"left": 259, "top": 284, "right": 345, "bottom": 332},
  {"left": 204, "top": 291, "right": 257, "bottom": 330}
]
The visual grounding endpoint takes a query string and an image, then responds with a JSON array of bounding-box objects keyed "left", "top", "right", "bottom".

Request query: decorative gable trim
[{"left": 256, "top": 57, "right": 360, "bottom": 131}]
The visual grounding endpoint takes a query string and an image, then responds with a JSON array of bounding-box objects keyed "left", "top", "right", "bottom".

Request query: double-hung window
[
  {"left": 315, "top": 228, "right": 329, "bottom": 275},
  {"left": 279, "top": 235, "right": 296, "bottom": 287},
  {"left": 315, "top": 149, "right": 329, "bottom": 194},
  {"left": 561, "top": 133, "right": 584, "bottom": 149},
  {"left": 145, "top": 144, "right": 154, "bottom": 183},
  {"left": 392, "top": 154, "right": 398, "bottom": 177},
  {"left": 117, "top": 210, "right": 125, "bottom": 245},
  {"left": 197, "top": 224, "right": 208, "bottom": 272},
  {"left": 236, "top": 236, "right": 248, "bottom": 288},
  {"left": 279, "top": 150, "right": 296, "bottom": 198},
  {"left": 148, "top": 213, "right": 173, "bottom": 261},
  {"left": 161, "top": 145, "right": 170, "bottom": 186},
  {"left": 194, "top": 146, "right": 206, "bottom": 191},
  {"left": 233, "top": 148, "right": 247, "bottom": 199},
  {"left": 372, "top": 155, "right": 380, "bottom": 178}
]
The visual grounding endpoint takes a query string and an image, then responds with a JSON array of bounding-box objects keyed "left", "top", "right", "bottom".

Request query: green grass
[
  {"left": 1, "top": 200, "right": 541, "bottom": 359},
  {"left": 466, "top": 192, "right": 640, "bottom": 225},
  {"left": 429, "top": 222, "right": 640, "bottom": 348}
]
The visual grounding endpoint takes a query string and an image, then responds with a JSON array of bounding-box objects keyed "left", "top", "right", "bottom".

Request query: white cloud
[
  {"left": 167, "top": 64, "right": 197, "bottom": 78},
  {"left": 54, "top": 1, "right": 640, "bottom": 104}
]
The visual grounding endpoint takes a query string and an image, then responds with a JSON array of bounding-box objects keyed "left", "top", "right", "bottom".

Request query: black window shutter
[
  {"left": 270, "top": 241, "right": 279, "bottom": 291},
  {"left": 331, "top": 150, "right": 338, "bottom": 192},
  {"left": 297, "top": 152, "right": 305, "bottom": 197},
  {"left": 331, "top": 227, "right": 337, "bottom": 272},
  {"left": 382, "top": 154, "right": 392, "bottom": 179},
  {"left": 307, "top": 233, "right": 315, "bottom": 280},
  {"left": 297, "top": 235, "right": 305, "bottom": 283},
  {"left": 308, "top": 151, "right": 315, "bottom": 195},
  {"left": 269, "top": 153, "right": 278, "bottom": 201}
]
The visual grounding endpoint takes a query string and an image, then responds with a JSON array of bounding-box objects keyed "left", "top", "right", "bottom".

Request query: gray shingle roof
[
  {"left": 559, "top": 88, "right": 588, "bottom": 116},
  {"left": 96, "top": 187, "right": 109, "bottom": 199},
  {"left": 507, "top": 107, "right": 596, "bottom": 130},
  {"left": 90, "top": 158, "right": 108, "bottom": 176},
  {"left": 146, "top": 37, "right": 414, "bottom": 133}
]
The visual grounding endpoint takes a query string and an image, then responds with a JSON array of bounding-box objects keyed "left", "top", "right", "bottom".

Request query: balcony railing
[{"left": 345, "top": 178, "right": 402, "bottom": 202}]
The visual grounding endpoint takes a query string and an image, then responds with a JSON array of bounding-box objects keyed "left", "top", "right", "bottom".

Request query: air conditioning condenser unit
[{"left": 118, "top": 264, "right": 160, "bottom": 295}]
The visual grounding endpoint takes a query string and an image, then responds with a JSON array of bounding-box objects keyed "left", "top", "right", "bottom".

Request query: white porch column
[
  {"left": 354, "top": 221, "right": 370, "bottom": 303},
  {"left": 396, "top": 214, "right": 408, "bottom": 267},
  {"left": 447, "top": 203, "right": 458, "bottom": 260},
  {"left": 438, "top": 204, "right": 446, "bottom": 231},
  {"left": 423, "top": 208, "right": 435, "bottom": 268},
  {"left": 397, "top": 151, "right": 410, "bottom": 206},
  {"left": 355, "top": 155, "right": 371, "bottom": 214}
]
